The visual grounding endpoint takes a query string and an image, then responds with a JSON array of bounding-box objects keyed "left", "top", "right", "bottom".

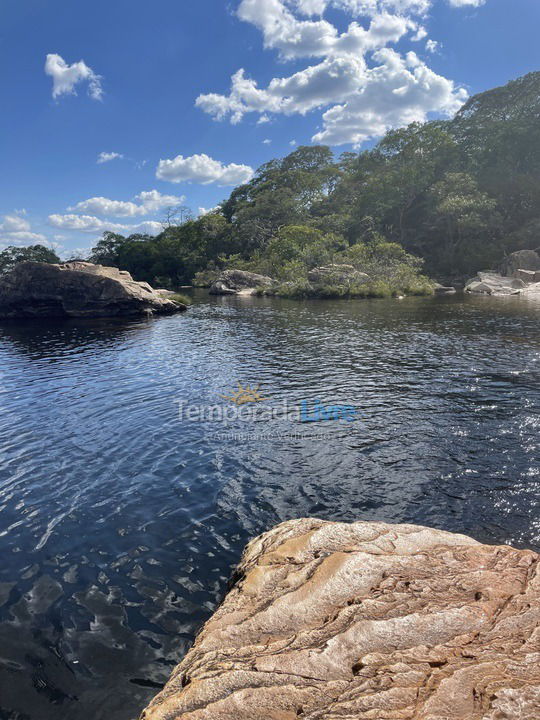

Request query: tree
[{"left": 0, "top": 245, "right": 61, "bottom": 275}]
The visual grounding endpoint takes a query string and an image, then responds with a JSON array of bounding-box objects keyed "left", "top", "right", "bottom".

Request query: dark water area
[{"left": 0, "top": 291, "right": 539, "bottom": 719}]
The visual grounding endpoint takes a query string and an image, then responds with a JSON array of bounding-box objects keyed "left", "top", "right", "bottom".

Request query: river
[{"left": 0, "top": 291, "right": 539, "bottom": 719}]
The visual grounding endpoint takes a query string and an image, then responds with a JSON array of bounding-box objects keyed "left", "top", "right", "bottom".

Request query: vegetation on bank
[{"left": 3, "top": 73, "right": 540, "bottom": 299}]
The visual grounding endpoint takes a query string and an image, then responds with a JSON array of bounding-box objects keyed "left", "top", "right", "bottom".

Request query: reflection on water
[{"left": 0, "top": 292, "right": 539, "bottom": 719}]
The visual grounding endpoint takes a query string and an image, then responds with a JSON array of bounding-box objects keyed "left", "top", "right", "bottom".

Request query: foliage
[
  {"left": 9, "top": 70, "right": 532, "bottom": 293},
  {"left": 0, "top": 245, "right": 61, "bottom": 275},
  {"left": 168, "top": 293, "right": 192, "bottom": 305}
]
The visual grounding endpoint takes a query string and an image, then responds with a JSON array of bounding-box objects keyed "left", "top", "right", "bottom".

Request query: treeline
[
  {"left": 5, "top": 72, "right": 540, "bottom": 289},
  {"left": 89, "top": 73, "right": 540, "bottom": 287}
]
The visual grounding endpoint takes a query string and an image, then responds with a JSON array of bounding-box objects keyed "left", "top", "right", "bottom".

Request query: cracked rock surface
[{"left": 141, "top": 519, "right": 540, "bottom": 720}]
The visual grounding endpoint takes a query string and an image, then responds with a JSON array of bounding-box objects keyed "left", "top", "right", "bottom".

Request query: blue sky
[{"left": 0, "top": 0, "right": 538, "bottom": 256}]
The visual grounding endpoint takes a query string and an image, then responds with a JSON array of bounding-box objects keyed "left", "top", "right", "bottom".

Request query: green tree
[{"left": 0, "top": 245, "right": 61, "bottom": 275}]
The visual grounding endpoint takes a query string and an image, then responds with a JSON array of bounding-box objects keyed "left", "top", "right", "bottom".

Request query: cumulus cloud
[
  {"left": 68, "top": 190, "right": 186, "bottom": 217},
  {"left": 48, "top": 214, "right": 163, "bottom": 236},
  {"left": 196, "top": 0, "right": 469, "bottom": 146},
  {"left": 97, "top": 152, "right": 124, "bottom": 164},
  {"left": 156, "top": 153, "right": 254, "bottom": 185},
  {"left": 1, "top": 215, "right": 31, "bottom": 233},
  {"left": 45, "top": 53, "right": 103, "bottom": 100},
  {"left": 313, "top": 50, "right": 466, "bottom": 145},
  {"left": 0, "top": 215, "right": 47, "bottom": 246}
]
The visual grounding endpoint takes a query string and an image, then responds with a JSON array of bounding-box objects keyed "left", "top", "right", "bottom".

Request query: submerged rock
[
  {"left": 141, "top": 518, "right": 540, "bottom": 720},
  {"left": 209, "top": 270, "right": 274, "bottom": 296},
  {"left": 307, "top": 264, "right": 370, "bottom": 286},
  {"left": 465, "top": 272, "right": 526, "bottom": 295},
  {"left": 499, "top": 249, "right": 540, "bottom": 276},
  {"left": 0, "top": 261, "right": 187, "bottom": 318}
]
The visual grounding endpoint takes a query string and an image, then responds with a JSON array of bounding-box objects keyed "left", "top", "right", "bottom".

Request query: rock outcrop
[
  {"left": 209, "top": 270, "right": 275, "bottom": 296},
  {"left": 465, "top": 272, "right": 526, "bottom": 296},
  {"left": 307, "top": 264, "right": 370, "bottom": 286},
  {"left": 0, "top": 262, "right": 187, "bottom": 318},
  {"left": 141, "top": 518, "right": 540, "bottom": 720},
  {"left": 499, "top": 249, "right": 540, "bottom": 276},
  {"left": 433, "top": 283, "right": 457, "bottom": 295}
]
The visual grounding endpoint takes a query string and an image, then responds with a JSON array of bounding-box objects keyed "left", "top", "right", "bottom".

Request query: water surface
[{"left": 0, "top": 292, "right": 539, "bottom": 719}]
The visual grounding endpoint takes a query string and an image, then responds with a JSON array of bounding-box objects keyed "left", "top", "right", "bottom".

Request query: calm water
[{"left": 0, "top": 292, "right": 539, "bottom": 719}]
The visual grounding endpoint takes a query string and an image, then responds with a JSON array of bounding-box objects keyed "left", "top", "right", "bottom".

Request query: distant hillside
[{"left": 88, "top": 71, "right": 540, "bottom": 289}]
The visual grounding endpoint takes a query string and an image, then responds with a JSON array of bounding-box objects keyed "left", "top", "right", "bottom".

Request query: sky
[{"left": 0, "top": 0, "right": 539, "bottom": 257}]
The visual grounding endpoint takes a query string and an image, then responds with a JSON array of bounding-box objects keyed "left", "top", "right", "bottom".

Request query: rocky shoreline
[
  {"left": 466, "top": 249, "right": 540, "bottom": 297},
  {"left": 141, "top": 519, "right": 540, "bottom": 720},
  {"left": 0, "top": 261, "right": 188, "bottom": 318}
]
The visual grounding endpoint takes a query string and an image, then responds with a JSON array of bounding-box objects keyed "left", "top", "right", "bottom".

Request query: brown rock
[
  {"left": 209, "top": 270, "right": 274, "bottom": 296},
  {"left": 0, "top": 261, "right": 187, "bottom": 318},
  {"left": 141, "top": 519, "right": 540, "bottom": 720}
]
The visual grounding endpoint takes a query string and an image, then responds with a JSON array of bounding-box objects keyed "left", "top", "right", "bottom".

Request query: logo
[
  {"left": 221, "top": 383, "right": 267, "bottom": 406},
  {"left": 177, "top": 382, "right": 359, "bottom": 429}
]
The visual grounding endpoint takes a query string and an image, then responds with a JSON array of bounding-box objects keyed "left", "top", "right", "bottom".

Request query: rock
[
  {"left": 209, "top": 270, "right": 274, "bottom": 296},
  {"left": 0, "top": 262, "right": 187, "bottom": 318},
  {"left": 465, "top": 272, "right": 526, "bottom": 295},
  {"left": 513, "top": 269, "right": 540, "bottom": 284},
  {"left": 307, "top": 264, "right": 370, "bottom": 285},
  {"left": 499, "top": 249, "right": 540, "bottom": 276},
  {"left": 434, "top": 284, "right": 457, "bottom": 295},
  {"left": 523, "top": 281, "right": 540, "bottom": 297},
  {"left": 141, "top": 518, "right": 540, "bottom": 720}
]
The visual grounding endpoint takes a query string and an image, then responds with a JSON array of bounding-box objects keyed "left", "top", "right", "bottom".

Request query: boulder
[
  {"left": 209, "top": 270, "right": 274, "bottom": 296},
  {"left": 0, "top": 262, "right": 187, "bottom": 318},
  {"left": 141, "top": 518, "right": 540, "bottom": 720},
  {"left": 513, "top": 269, "right": 540, "bottom": 284},
  {"left": 433, "top": 283, "right": 457, "bottom": 295},
  {"left": 523, "top": 281, "right": 540, "bottom": 297},
  {"left": 307, "top": 264, "right": 370, "bottom": 286},
  {"left": 465, "top": 272, "right": 525, "bottom": 295},
  {"left": 499, "top": 249, "right": 540, "bottom": 276}
]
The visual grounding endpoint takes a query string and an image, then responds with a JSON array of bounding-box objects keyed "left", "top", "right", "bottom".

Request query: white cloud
[
  {"left": 198, "top": 206, "right": 220, "bottom": 216},
  {"left": 0, "top": 215, "right": 47, "bottom": 246},
  {"left": 313, "top": 50, "right": 467, "bottom": 145},
  {"left": 156, "top": 153, "right": 254, "bottom": 185},
  {"left": 290, "top": 139, "right": 298, "bottom": 146},
  {"left": 0, "top": 215, "right": 31, "bottom": 233},
  {"left": 48, "top": 214, "right": 163, "bottom": 236},
  {"left": 426, "top": 39, "right": 439, "bottom": 52},
  {"left": 263, "top": 139, "right": 272, "bottom": 144},
  {"left": 68, "top": 190, "right": 186, "bottom": 217},
  {"left": 97, "top": 152, "right": 124, "bottom": 164},
  {"left": 196, "top": 0, "right": 468, "bottom": 146},
  {"left": 45, "top": 53, "right": 103, "bottom": 101},
  {"left": 448, "top": 0, "right": 485, "bottom": 6}
]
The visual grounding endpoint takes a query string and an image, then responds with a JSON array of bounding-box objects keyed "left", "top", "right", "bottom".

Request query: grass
[{"left": 169, "top": 293, "right": 192, "bottom": 306}]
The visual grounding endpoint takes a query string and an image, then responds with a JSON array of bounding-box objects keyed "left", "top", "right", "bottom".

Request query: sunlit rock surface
[
  {"left": 0, "top": 261, "right": 187, "bottom": 318},
  {"left": 141, "top": 518, "right": 540, "bottom": 720},
  {"left": 209, "top": 270, "right": 274, "bottom": 296},
  {"left": 465, "top": 272, "right": 526, "bottom": 295}
]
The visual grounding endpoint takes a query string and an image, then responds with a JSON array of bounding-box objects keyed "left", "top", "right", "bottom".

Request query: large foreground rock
[
  {"left": 0, "top": 261, "right": 187, "bottom": 318},
  {"left": 209, "top": 270, "right": 274, "bottom": 296},
  {"left": 141, "top": 519, "right": 540, "bottom": 720}
]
